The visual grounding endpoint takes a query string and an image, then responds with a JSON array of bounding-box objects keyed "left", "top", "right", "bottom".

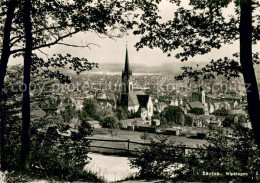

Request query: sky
[{"left": 9, "top": 0, "right": 260, "bottom": 67}]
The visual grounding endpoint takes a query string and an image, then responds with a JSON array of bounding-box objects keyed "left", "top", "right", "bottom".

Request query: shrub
[
  {"left": 176, "top": 122, "right": 260, "bottom": 182},
  {"left": 130, "top": 135, "right": 185, "bottom": 180},
  {"left": 29, "top": 121, "right": 102, "bottom": 182}
]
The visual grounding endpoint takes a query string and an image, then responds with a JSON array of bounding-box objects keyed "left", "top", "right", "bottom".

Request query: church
[{"left": 120, "top": 46, "right": 153, "bottom": 120}]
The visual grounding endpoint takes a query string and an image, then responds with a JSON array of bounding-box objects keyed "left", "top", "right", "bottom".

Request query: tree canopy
[{"left": 132, "top": 0, "right": 260, "bottom": 150}]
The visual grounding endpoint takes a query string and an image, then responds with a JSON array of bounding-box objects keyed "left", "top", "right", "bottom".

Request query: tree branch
[
  {"left": 57, "top": 42, "right": 100, "bottom": 49},
  {"left": 10, "top": 29, "right": 81, "bottom": 54}
]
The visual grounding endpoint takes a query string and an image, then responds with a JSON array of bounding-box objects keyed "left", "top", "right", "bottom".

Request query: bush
[
  {"left": 29, "top": 122, "right": 102, "bottom": 182},
  {"left": 130, "top": 135, "right": 185, "bottom": 180},
  {"left": 176, "top": 122, "right": 260, "bottom": 182}
]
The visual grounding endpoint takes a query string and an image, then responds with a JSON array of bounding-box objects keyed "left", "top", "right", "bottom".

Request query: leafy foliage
[
  {"left": 61, "top": 105, "right": 77, "bottom": 122},
  {"left": 29, "top": 119, "right": 97, "bottom": 181},
  {"left": 133, "top": 0, "right": 260, "bottom": 60},
  {"left": 30, "top": 53, "right": 98, "bottom": 83},
  {"left": 212, "top": 107, "right": 228, "bottom": 116},
  {"left": 102, "top": 116, "right": 120, "bottom": 136},
  {"left": 130, "top": 135, "right": 185, "bottom": 180},
  {"left": 175, "top": 57, "right": 243, "bottom": 81},
  {"left": 190, "top": 107, "right": 204, "bottom": 115},
  {"left": 132, "top": 0, "right": 260, "bottom": 149},
  {"left": 131, "top": 123, "right": 259, "bottom": 182},
  {"left": 161, "top": 106, "right": 184, "bottom": 126},
  {"left": 115, "top": 106, "right": 128, "bottom": 120},
  {"left": 81, "top": 99, "right": 98, "bottom": 120},
  {"left": 1, "top": 0, "right": 138, "bottom": 55},
  {"left": 184, "top": 115, "right": 193, "bottom": 126},
  {"left": 0, "top": 66, "right": 23, "bottom": 170},
  {"left": 1, "top": 66, "right": 99, "bottom": 181},
  {"left": 102, "top": 116, "right": 118, "bottom": 129},
  {"left": 176, "top": 123, "right": 260, "bottom": 182}
]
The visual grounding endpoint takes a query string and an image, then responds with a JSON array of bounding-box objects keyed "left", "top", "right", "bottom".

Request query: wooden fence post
[{"left": 127, "top": 139, "right": 130, "bottom": 152}]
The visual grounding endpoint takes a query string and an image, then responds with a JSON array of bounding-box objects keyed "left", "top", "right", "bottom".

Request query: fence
[
  {"left": 85, "top": 137, "right": 205, "bottom": 155},
  {"left": 85, "top": 137, "right": 259, "bottom": 181}
]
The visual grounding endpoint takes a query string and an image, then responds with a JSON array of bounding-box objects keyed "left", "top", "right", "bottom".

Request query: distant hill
[
  {"left": 90, "top": 61, "right": 208, "bottom": 74},
  {"left": 48, "top": 61, "right": 209, "bottom": 75}
]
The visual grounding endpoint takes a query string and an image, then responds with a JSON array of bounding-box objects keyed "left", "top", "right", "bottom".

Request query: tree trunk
[
  {"left": 0, "top": 0, "right": 17, "bottom": 95},
  {"left": 0, "top": 0, "right": 17, "bottom": 171},
  {"left": 20, "top": 0, "right": 33, "bottom": 170},
  {"left": 240, "top": 0, "right": 260, "bottom": 150}
]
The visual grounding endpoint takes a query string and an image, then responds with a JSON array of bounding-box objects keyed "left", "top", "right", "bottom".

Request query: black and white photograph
[{"left": 0, "top": 0, "right": 260, "bottom": 182}]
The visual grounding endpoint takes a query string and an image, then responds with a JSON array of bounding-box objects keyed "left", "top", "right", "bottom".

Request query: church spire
[
  {"left": 124, "top": 43, "right": 130, "bottom": 73},
  {"left": 122, "top": 44, "right": 132, "bottom": 80},
  {"left": 121, "top": 43, "right": 133, "bottom": 93}
]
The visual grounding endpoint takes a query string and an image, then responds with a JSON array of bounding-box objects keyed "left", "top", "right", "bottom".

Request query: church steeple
[
  {"left": 122, "top": 45, "right": 132, "bottom": 80},
  {"left": 122, "top": 44, "right": 133, "bottom": 93},
  {"left": 124, "top": 47, "right": 130, "bottom": 75}
]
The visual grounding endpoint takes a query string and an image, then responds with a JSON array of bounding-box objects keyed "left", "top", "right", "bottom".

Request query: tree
[
  {"left": 190, "top": 108, "right": 204, "bottom": 115},
  {"left": 102, "top": 116, "right": 117, "bottom": 128},
  {"left": 0, "top": 0, "right": 19, "bottom": 171},
  {"left": 213, "top": 107, "right": 228, "bottom": 116},
  {"left": 61, "top": 106, "right": 77, "bottom": 122},
  {"left": 133, "top": 0, "right": 260, "bottom": 149},
  {"left": 191, "top": 92, "right": 202, "bottom": 102},
  {"left": 0, "top": 66, "right": 22, "bottom": 170},
  {"left": 0, "top": 0, "right": 139, "bottom": 171},
  {"left": 130, "top": 135, "right": 185, "bottom": 180},
  {"left": 184, "top": 115, "right": 193, "bottom": 127},
  {"left": 161, "top": 106, "right": 184, "bottom": 126},
  {"left": 223, "top": 114, "right": 237, "bottom": 127},
  {"left": 102, "top": 116, "right": 119, "bottom": 136},
  {"left": 115, "top": 106, "right": 128, "bottom": 120},
  {"left": 0, "top": 0, "right": 136, "bottom": 94},
  {"left": 177, "top": 122, "right": 260, "bottom": 182},
  {"left": 81, "top": 99, "right": 97, "bottom": 119},
  {"left": 0, "top": 0, "right": 18, "bottom": 93},
  {"left": 78, "top": 121, "right": 93, "bottom": 138},
  {"left": 20, "top": 0, "right": 33, "bottom": 170},
  {"left": 29, "top": 116, "right": 98, "bottom": 181}
]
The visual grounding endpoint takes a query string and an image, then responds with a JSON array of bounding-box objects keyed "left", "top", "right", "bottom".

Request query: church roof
[
  {"left": 188, "top": 101, "right": 204, "bottom": 109},
  {"left": 129, "top": 93, "right": 139, "bottom": 106},
  {"left": 120, "top": 91, "right": 150, "bottom": 108},
  {"left": 137, "top": 95, "right": 150, "bottom": 107}
]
